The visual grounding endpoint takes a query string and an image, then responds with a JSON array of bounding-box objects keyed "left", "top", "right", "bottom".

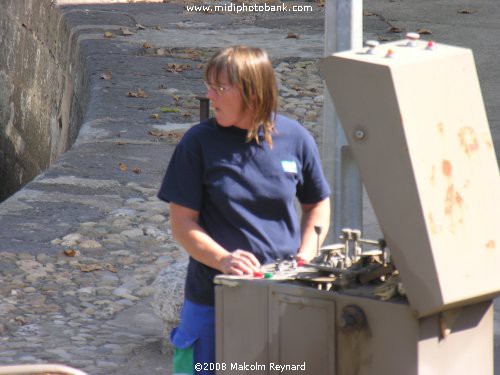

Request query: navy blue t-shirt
[{"left": 158, "top": 115, "right": 330, "bottom": 305}]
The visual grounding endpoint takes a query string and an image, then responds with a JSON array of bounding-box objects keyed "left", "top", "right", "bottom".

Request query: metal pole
[{"left": 323, "top": 0, "right": 363, "bottom": 243}]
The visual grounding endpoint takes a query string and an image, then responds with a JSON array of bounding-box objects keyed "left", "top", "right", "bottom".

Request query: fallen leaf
[
  {"left": 100, "top": 71, "right": 112, "bottom": 80},
  {"left": 286, "top": 32, "right": 300, "bottom": 39},
  {"left": 458, "top": 8, "right": 475, "bottom": 14},
  {"left": 127, "top": 89, "right": 148, "bottom": 98},
  {"left": 364, "top": 11, "right": 375, "bottom": 16},
  {"left": 132, "top": 167, "right": 141, "bottom": 174},
  {"left": 104, "top": 31, "right": 114, "bottom": 38},
  {"left": 417, "top": 28, "right": 432, "bottom": 35},
  {"left": 64, "top": 249, "right": 79, "bottom": 257},
  {"left": 120, "top": 27, "right": 134, "bottom": 36},
  {"left": 388, "top": 26, "right": 402, "bottom": 33},
  {"left": 156, "top": 48, "right": 166, "bottom": 56},
  {"left": 118, "top": 162, "right": 128, "bottom": 172},
  {"left": 150, "top": 114, "right": 161, "bottom": 120},
  {"left": 80, "top": 264, "right": 102, "bottom": 273},
  {"left": 14, "top": 316, "right": 28, "bottom": 325},
  {"left": 182, "top": 112, "right": 191, "bottom": 117},
  {"left": 148, "top": 130, "right": 184, "bottom": 140},
  {"left": 172, "top": 95, "right": 180, "bottom": 102},
  {"left": 166, "top": 63, "right": 192, "bottom": 73},
  {"left": 136, "top": 24, "right": 146, "bottom": 30},
  {"left": 148, "top": 130, "right": 163, "bottom": 138},
  {"left": 106, "top": 264, "right": 118, "bottom": 273},
  {"left": 160, "top": 106, "right": 180, "bottom": 113},
  {"left": 143, "top": 42, "right": 154, "bottom": 49},
  {"left": 378, "top": 35, "right": 390, "bottom": 41},
  {"left": 196, "top": 63, "right": 204, "bottom": 69},
  {"left": 154, "top": 25, "right": 161, "bottom": 30}
]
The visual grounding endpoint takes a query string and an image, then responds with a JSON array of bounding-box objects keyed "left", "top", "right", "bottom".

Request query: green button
[{"left": 264, "top": 273, "right": 273, "bottom": 279}]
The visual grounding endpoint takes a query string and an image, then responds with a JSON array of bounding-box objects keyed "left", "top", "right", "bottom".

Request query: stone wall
[{"left": 0, "top": 0, "right": 89, "bottom": 201}]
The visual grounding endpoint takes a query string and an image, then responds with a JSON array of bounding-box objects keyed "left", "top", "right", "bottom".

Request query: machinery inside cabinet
[{"left": 215, "top": 36, "right": 500, "bottom": 375}]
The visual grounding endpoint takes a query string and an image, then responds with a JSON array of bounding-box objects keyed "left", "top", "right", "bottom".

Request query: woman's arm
[
  {"left": 170, "top": 202, "right": 261, "bottom": 275},
  {"left": 296, "top": 197, "right": 331, "bottom": 262}
]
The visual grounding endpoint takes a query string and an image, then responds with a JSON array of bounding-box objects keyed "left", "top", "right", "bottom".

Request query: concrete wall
[{"left": 0, "top": 0, "right": 89, "bottom": 201}]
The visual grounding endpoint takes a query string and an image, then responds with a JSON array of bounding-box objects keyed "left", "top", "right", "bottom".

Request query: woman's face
[{"left": 205, "top": 72, "right": 253, "bottom": 130}]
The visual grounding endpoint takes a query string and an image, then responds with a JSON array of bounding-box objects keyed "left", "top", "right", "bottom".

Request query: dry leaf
[
  {"left": 154, "top": 25, "right": 161, "bottom": 30},
  {"left": 286, "top": 32, "right": 300, "bottom": 39},
  {"left": 127, "top": 89, "right": 148, "bottom": 98},
  {"left": 106, "top": 264, "right": 118, "bottom": 273},
  {"left": 458, "top": 8, "right": 475, "bottom": 14},
  {"left": 148, "top": 130, "right": 184, "bottom": 140},
  {"left": 388, "top": 26, "right": 402, "bottom": 33},
  {"left": 80, "top": 264, "right": 102, "bottom": 273},
  {"left": 132, "top": 167, "right": 141, "bottom": 174},
  {"left": 14, "top": 316, "right": 28, "bottom": 325},
  {"left": 104, "top": 31, "right": 114, "bottom": 38},
  {"left": 156, "top": 48, "right": 166, "bottom": 56},
  {"left": 378, "top": 35, "right": 390, "bottom": 41},
  {"left": 417, "top": 28, "right": 432, "bottom": 35},
  {"left": 182, "top": 112, "right": 191, "bottom": 117},
  {"left": 166, "top": 63, "right": 192, "bottom": 73},
  {"left": 100, "top": 71, "right": 112, "bottom": 80},
  {"left": 172, "top": 95, "right": 180, "bottom": 102},
  {"left": 143, "top": 42, "right": 154, "bottom": 49},
  {"left": 136, "top": 24, "right": 146, "bottom": 30},
  {"left": 150, "top": 114, "right": 160, "bottom": 120},
  {"left": 196, "top": 63, "right": 204, "bottom": 69},
  {"left": 364, "top": 11, "right": 375, "bottom": 16},
  {"left": 121, "top": 27, "right": 134, "bottom": 36},
  {"left": 159, "top": 106, "right": 180, "bottom": 113},
  {"left": 64, "top": 249, "right": 79, "bottom": 257},
  {"left": 118, "top": 162, "right": 128, "bottom": 172}
]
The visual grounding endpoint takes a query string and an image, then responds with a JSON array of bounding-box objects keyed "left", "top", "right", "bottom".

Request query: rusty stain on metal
[
  {"left": 442, "top": 160, "right": 452, "bottom": 177},
  {"left": 483, "top": 134, "right": 494, "bottom": 149},
  {"left": 444, "top": 183, "right": 465, "bottom": 233},
  {"left": 445, "top": 185, "right": 455, "bottom": 215},
  {"left": 486, "top": 240, "right": 496, "bottom": 250},
  {"left": 437, "top": 122, "right": 444, "bottom": 134},
  {"left": 458, "top": 126, "right": 479, "bottom": 155},
  {"left": 428, "top": 212, "right": 438, "bottom": 234}
]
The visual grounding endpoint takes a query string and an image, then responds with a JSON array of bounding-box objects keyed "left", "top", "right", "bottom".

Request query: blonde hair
[{"left": 204, "top": 45, "right": 278, "bottom": 147}]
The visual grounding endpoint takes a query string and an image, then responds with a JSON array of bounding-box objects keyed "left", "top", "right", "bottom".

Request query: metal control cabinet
[
  {"left": 215, "top": 38, "right": 499, "bottom": 375},
  {"left": 215, "top": 279, "right": 493, "bottom": 375},
  {"left": 216, "top": 280, "right": 336, "bottom": 374}
]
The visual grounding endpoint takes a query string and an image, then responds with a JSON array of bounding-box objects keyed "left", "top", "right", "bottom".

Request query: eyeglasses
[{"left": 203, "top": 81, "right": 233, "bottom": 96}]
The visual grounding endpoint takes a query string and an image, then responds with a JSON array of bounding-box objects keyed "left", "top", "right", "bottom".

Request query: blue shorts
[{"left": 171, "top": 299, "right": 215, "bottom": 375}]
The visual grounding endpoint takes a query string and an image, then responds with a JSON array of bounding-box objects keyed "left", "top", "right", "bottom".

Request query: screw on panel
[
  {"left": 354, "top": 129, "right": 366, "bottom": 140},
  {"left": 340, "top": 305, "right": 367, "bottom": 334}
]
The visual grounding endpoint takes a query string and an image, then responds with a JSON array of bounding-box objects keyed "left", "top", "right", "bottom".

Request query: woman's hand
[{"left": 220, "top": 249, "right": 261, "bottom": 275}]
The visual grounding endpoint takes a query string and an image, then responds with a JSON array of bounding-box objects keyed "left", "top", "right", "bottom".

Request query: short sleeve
[
  {"left": 157, "top": 142, "right": 204, "bottom": 211},
  {"left": 296, "top": 132, "right": 331, "bottom": 204}
]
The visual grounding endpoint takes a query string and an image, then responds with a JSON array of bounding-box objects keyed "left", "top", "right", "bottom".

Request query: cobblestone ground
[{"left": 0, "top": 60, "right": 324, "bottom": 374}]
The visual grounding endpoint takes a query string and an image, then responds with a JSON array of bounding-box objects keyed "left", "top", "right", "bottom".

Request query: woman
[{"left": 158, "top": 45, "right": 330, "bottom": 375}]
